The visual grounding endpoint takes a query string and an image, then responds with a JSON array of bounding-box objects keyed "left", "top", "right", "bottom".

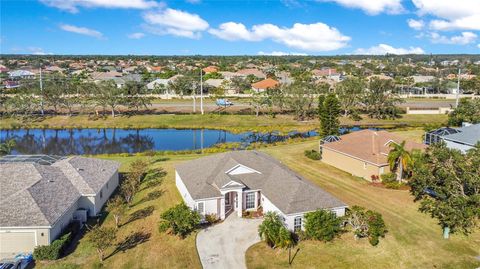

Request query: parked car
[{"left": 216, "top": 99, "right": 233, "bottom": 107}]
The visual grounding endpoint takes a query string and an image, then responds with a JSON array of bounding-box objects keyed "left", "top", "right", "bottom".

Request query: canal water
[{"left": 0, "top": 128, "right": 317, "bottom": 155}]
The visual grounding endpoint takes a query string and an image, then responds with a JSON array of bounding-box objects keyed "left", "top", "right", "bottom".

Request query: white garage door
[{"left": 0, "top": 231, "right": 36, "bottom": 255}]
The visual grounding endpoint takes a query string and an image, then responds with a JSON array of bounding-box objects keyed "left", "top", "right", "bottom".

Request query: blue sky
[{"left": 1, "top": 0, "right": 479, "bottom": 55}]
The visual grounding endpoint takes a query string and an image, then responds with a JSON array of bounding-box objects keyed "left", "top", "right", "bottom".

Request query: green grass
[
  {"left": 0, "top": 113, "right": 447, "bottom": 132},
  {"left": 35, "top": 140, "right": 478, "bottom": 269},
  {"left": 391, "top": 128, "right": 426, "bottom": 143},
  {"left": 246, "top": 141, "right": 480, "bottom": 269},
  {"left": 36, "top": 154, "right": 202, "bottom": 269}
]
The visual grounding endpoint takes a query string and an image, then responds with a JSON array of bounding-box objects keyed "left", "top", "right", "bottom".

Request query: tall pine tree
[{"left": 319, "top": 93, "right": 341, "bottom": 137}]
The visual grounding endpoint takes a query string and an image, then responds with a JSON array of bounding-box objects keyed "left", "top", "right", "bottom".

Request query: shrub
[
  {"left": 304, "top": 149, "right": 321, "bottom": 160},
  {"left": 381, "top": 173, "right": 401, "bottom": 189},
  {"left": 345, "top": 206, "right": 388, "bottom": 246},
  {"left": 258, "top": 212, "right": 287, "bottom": 248},
  {"left": 205, "top": 214, "right": 218, "bottom": 225},
  {"left": 367, "top": 211, "right": 387, "bottom": 246},
  {"left": 159, "top": 203, "right": 200, "bottom": 238},
  {"left": 304, "top": 209, "right": 342, "bottom": 242},
  {"left": 33, "top": 232, "right": 71, "bottom": 260}
]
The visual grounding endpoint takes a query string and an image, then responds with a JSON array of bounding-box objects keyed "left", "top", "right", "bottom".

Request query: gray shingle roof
[
  {"left": 442, "top": 124, "right": 480, "bottom": 146},
  {"left": 175, "top": 151, "right": 346, "bottom": 214},
  {"left": 0, "top": 157, "right": 120, "bottom": 228}
]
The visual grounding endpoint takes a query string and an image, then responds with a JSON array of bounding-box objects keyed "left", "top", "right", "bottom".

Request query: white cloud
[
  {"left": 429, "top": 32, "right": 477, "bottom": 45},
  {"left": 412, "top": 0, "right": 480, "bottom": 31},
  {"left": 40, "top": 0, "right": 160, "bottom": 13},
  {"left": 28, "top": 47, "right": 53, "bottom": 55},
  {"left": 60, "top": 24, "right": 104, "bottom": 39},
  {"left": 142, "top": 8, "right": 209, "bottom": 39},
  {"left": 354, "top": 44, "right": 425, "bottom": 55},
  {"left": 317, "top": 0, "right": 403, "bottom": 15},
  {"left": 209, "top": 22, "right": 350, "bottom": 51},
  {"left": 407, "top": 19, "right": 424, "bottom": 30},
  {"left": 127, "top": 32, "right": 145, "bottom": 39},
  {"left": 258, "top": 51, "right": 308, "bottom": 56}
]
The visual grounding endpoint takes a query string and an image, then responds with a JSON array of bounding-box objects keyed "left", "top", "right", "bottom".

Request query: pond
[{"left": 0, "top": 128, "right": 319, "bottom": 155}]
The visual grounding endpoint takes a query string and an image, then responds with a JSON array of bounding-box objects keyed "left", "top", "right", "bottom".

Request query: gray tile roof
[
  {"left": 442, "top": 124, "right": 480, "bottom": 146},
  {"left": 175, "top": 151, "right": 346, "bottom": 214},
  {"left": 0, "top": 156, "right": 120, "bottom": 228}
]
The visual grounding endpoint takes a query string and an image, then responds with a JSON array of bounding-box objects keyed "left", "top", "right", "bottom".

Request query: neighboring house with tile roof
[
  {"left": 320, "top": 130, "right": 426, "bottom": 181},
  {"left": 175, "top": 151, "right": 347, "bottom": 231},
  {"left": 251, "top": 78, "right": 279, "bottom": 92},
  {"left": 0, "top": 156, "right": 120, "bottom": 258}
]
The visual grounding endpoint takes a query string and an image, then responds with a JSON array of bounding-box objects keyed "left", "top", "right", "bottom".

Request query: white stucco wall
[
  {"left": 94, "top": 171, "right": 119, "bottom": 216},
  {"left": 175, "top": 171, "right": 195, "bottom": 208},
  {"left": 49, "top": 199, "right": 79, "bottom": 242},
  {"left": 194, "top": 198, "right": 220, "bottom": 219}
]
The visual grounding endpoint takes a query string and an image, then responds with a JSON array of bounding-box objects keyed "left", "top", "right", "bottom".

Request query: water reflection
[{"left": 0, "top": 128, "right": 316, "bottom": 155}]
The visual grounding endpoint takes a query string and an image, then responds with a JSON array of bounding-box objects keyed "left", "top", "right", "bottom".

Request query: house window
[
  {"left": 100, "top": 190, "right": 103, "bottom": 199},
  {"left": 294, "top": 216, "right": 302, "bottom": 231},
  {"left": 196, "top": 202, "right": 204, "bottom": 214},
  {"left": 246, "top": 192, "right": 255, "bottom": 209}
]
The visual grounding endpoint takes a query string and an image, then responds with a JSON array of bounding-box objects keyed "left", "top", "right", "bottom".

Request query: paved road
[{"left": 196, "top": 215, "right": 262, "bottom": 269}]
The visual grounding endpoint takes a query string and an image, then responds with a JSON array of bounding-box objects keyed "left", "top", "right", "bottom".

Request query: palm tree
[
  {"left": 258, "top": 212, "right": 283, "bottom": 248},
  {"left": 387, "top": 141, "right": 412, "bottom": 182},
  {"left": 0, "top": 139, "right": 16, "bottom": 155}
]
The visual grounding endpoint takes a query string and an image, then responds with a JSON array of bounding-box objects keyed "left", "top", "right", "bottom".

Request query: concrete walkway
[{"left": 196, "top": 215, "right": 262, "bottom": 269}]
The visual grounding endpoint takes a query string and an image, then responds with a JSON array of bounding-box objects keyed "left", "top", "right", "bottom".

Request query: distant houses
[
  {"left": 320, "top": 130, "right": 426, "bottom": 181},
  {"left": 0, "top": 155, "right": 120, "bottom": 258}
]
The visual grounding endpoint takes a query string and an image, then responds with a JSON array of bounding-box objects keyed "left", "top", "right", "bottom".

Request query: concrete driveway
[{"left": 196, "top": 215, "right": 262, "bottom": 269}]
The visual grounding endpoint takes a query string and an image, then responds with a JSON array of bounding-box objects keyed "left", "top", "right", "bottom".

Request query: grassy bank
[
  {"left": 246, "top": 141, "right": 480, "bottom": 269},
  {"left": 0, "top": 113, "right": 447, "bottom": 132}
]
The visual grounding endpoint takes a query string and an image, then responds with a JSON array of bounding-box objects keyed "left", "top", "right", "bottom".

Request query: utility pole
[
  {"left": 455, "top": 68, "right": 461, "bottom": 108},
  {"left": 39, "top": 65, "right": 44, "bottom": 116},
  {"left": 200, "top": 68, "right": 204, "bottom": 115},
  {"left": 193, "top": 78, "right": 196, "bottom": 113}
]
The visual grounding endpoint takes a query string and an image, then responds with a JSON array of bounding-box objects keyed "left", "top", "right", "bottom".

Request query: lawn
[
  {"left": 36, "top": 154, "right": 203, "bottom": 269},
  {"left": 0, "top": 113, "right": 447, "bottom": 132},
  {"left": 246, "top": 141, "right": 480, "bottom": 269},
  {"left": 34, "top": 138, "right": 478, "bottom": 269}
]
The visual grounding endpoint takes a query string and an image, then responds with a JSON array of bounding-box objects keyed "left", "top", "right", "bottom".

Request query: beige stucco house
[
  {"left": 0, "top": 155, "right": 120, "bottom": 259},
  {"left": 320, "top": 130, "right": 426, "bottom": 181}
]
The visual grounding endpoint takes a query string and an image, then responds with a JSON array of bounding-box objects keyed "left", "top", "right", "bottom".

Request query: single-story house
[
  {"left": 320, "top": 130, "right": 426, "bottom": 181},
  {"left": 175, "top": 151, "right": 347, "bottom": 231},
  {"left": 251, "top": 78, "right": 279, "bottom": 92},
  {"left": 0, "top": 155, "right": 120, "bottom": 258},
  {"left": 441, "top": 123, "right": 480, "bottom": 153}
]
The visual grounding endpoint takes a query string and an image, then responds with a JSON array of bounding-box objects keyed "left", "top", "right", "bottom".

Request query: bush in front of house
[
  {"left": 205, "top": 213, "right": 218, "bottom": 225},
  {"left": 33, "top": 232, "right": 71, "bottom": 260},
  {"left": 304, "top": 209, "right": 342, "bottom": 242},
  {"left": 159, "top": 203, "right": 201, "bottom": 238},
  {"left": 304, "top": 149, "right": 321, "bottom": 160},
  {"left": 381, "top": 172, "right": 402, "bottom": 189},
  {"left": 344, "top": 205, "right": 388, "bottom": 246}
]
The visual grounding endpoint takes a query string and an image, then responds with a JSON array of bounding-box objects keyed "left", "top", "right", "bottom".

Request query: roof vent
[{"left": 77, "top": 168, "right": 84, "bottom": 171}]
